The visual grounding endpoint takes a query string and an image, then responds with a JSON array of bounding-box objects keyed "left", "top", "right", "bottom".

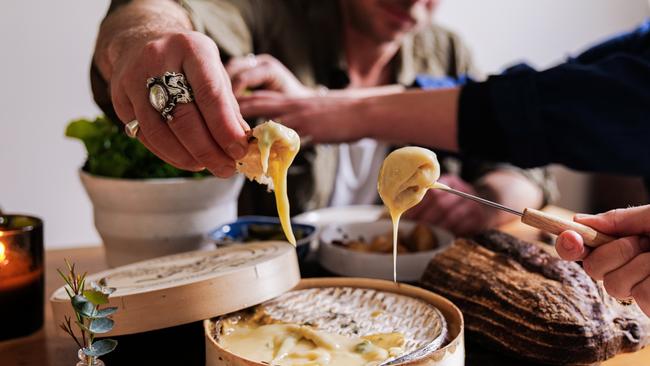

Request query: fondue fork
[{"left": 434, "top": 183, "right": 615, "bottom": 247}]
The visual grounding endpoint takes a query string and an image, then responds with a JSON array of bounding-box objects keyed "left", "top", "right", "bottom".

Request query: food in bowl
[
  {"left": 219, "top": 308, "right": 406, "bottom": 366},
  {"left": 332, "top": 222, "right": 438, "bottom": 254},
  {"left": 318, "top": 220, "right": 453, "bottom": 281},
  {"left": 206, "top": 279, "right": 459, "bottom": 366}
]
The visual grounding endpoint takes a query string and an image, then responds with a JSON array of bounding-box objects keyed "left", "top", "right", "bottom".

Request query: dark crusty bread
[{"left": 420, "top": 230, "right": 650, "bottom": 365}]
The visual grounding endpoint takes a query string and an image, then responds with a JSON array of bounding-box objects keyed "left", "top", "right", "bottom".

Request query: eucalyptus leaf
[
  {"left": 72, "top": 295, "right": 96, "bottom": 318},
  {"left": 91, "top": 307, "right": 118, "bottom": 318},
  {"left": 83, "top": 290, "right": 109, "bottom": 306},
  {"left": 89, "top": 280, "right": 116, "bottom": 295},
  {"left": 89, "top": 318, "right": 114, "bottom": 334},
  {"left": 83, "top": 339, "right": 118, "bottom": 357}
]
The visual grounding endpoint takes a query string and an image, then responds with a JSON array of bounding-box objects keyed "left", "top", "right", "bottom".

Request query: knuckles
[{"left": 192, "top": 79, "right": 224, "bottom": 104}]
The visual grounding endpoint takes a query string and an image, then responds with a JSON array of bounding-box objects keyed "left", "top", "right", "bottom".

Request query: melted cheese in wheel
[
  {"left": 220, "top": 316, "right": 404, "bottom": 366},
  {"left": 237, "top": 121, "right": 300, "bottom": 245},
  {"left": 377, "top": 147, "right": 440, "bottom": 282}
]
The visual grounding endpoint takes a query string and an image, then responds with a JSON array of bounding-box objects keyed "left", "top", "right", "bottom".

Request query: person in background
[
  {"left": 240, "top": 20, "right": 650, "bottom": 180},
  {"left": 91, "top": 0, "right": 555, "bottom": 236},
  {"left": 235, "top": 16, "right": 650, "bottom": 312}
]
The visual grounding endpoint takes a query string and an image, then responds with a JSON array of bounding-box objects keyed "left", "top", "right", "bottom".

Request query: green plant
[
  {"left": 57, "top": 260, "right": 118, "bottom": 362},
  {"left": 65, "top": 115, "right": 210, "bottom": 179}
]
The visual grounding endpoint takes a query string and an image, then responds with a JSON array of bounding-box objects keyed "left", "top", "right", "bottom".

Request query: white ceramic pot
[{"left": 80, "top": 171, "right": 244, "bottom": 267}]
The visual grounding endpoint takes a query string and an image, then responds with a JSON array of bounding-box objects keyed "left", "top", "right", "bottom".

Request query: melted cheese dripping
[
  {"left": 220, "top": 318, "right": 404, "bottom": 366},
  {"left": 377, "top": 147, "right": 440, "bottom": 282},
  {"left": 237, "top": 121, "right": 300, "bottom": 245}
]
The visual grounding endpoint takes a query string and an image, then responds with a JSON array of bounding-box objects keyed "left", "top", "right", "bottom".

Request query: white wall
[
  {"left": 1, "top": 1, "right": 648, "bottom": 248},
  {"left": 437, "top": 0, "right": 649, "bottom": 73},
  {"left": 0, "top": 0, "right": 110, "bottom": 248},
  {"left": 435, "top": 0, "right": 649, "bottom": 212}
]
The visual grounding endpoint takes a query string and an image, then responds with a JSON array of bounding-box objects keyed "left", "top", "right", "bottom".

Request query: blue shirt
[{"left": 456, "top": 20, "right": 650, "bottom": 178}]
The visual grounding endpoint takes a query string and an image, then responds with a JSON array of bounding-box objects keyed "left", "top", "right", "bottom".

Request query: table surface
[{"left": 0, "top": 207, "right": 648, "bottom": 365}]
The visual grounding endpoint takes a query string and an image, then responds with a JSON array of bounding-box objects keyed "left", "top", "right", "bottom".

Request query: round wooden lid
[{"left": 50, "top": 241, "right": 300, "bottom": 336}]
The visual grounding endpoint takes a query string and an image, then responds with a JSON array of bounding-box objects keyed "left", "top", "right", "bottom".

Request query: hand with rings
[
  {"left": 555, "top": 205, "right": 650, "bottom": 314},
  {"left": 109, "top": 31, "right": 250, "bottom": 177}
]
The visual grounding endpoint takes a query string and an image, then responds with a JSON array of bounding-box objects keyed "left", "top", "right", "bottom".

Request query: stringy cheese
[
  {"left": 237, "top": 121, "right": 300, "bottom": 245},
  {"left": 377, "top": 147, "right": 440, "bottom": 282}
]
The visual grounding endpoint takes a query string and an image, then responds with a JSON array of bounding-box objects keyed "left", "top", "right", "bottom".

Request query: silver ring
[
  {"left": 146, "top": 72, "right": 194, "bottom": 121},
  {"left": 125, "top": 120, "right": 139, "bottom": 138}
]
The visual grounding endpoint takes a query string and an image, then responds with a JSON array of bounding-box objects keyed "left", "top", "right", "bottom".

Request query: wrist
[{"left": 353, "top": 96, "right": 377, "bottom": 139}]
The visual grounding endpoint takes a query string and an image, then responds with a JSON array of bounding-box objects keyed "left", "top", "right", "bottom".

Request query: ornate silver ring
[
  {"left": 125, "top": 120, "right": 140, "bottom": 138},
  {"left": 146, "top": 72, "right": 194, "bottom": 121}
]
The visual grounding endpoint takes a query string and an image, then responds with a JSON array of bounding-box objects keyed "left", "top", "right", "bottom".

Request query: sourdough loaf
[{"left": 420, "top": 230, "right": 650, "bottom": 365}]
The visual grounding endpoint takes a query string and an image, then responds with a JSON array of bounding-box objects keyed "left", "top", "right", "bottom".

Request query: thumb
[
  {"left": 574, "top": 205, "right": 650, "bottom": 236},
  {"left": 555, "top": 230, "right": 590, "bottom": 261}
]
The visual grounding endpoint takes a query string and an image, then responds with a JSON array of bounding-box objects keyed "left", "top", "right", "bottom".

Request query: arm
[
  {"left": 93, "top": 0, "right": 249, "bottom": 177},
  {"left": 239, "top": 22, "right": 650, "bottom": 178},
  {"left": 226, "top": 54, "right": 405, "bottom": 98}
]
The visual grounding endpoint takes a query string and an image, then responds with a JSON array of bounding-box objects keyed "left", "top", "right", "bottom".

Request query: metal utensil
[{"left": 434, "top": 183, "right": 615, "bottom": 247}]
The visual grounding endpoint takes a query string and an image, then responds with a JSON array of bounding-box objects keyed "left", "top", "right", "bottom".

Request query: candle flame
[{"left": 0, "top": 241, "right": 5, "bottom": 262}]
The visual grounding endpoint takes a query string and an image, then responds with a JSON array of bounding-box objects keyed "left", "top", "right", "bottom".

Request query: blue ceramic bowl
[{"left": 209, "top": 216, "right": 316, "bottom": 262}]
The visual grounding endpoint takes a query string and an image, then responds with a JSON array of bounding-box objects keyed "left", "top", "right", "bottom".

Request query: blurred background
[{"left": 1, "top": 0, "right": 648, "bottom": 249}]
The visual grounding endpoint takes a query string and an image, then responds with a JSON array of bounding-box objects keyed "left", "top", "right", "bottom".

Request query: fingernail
[
  {"left": 560, "top": 238, "right": 574, "bottom": 252},
  {"left": 227, "top": 143, "right": 247, "bottom": 159},
  {"left": 574, "top": 213, "right": 592, "bottom": 220}
]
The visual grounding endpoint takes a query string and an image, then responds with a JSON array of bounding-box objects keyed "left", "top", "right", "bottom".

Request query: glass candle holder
[{"left": 0, "top": 215, "right": 44, "bottom": 341}]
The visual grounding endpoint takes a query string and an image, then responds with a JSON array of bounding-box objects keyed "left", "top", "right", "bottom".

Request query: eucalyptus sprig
[{"left": 57, "top": 259, "right": 118, "bottom": 362}]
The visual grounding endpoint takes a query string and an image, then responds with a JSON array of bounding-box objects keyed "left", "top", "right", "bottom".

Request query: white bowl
[
  {"left": 318, "top": 219, "right": 454, "bottom": 282},
  {"left": 293, "top": 205, "right": 385, "bottom": 228}
]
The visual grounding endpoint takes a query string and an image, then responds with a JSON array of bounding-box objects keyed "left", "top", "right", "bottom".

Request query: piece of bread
[
  {"left": 420, "top": 230, "right": 650, "bottom": 365},
  {"left": 236, "top": 137, "right": 274, "bottom": 189}
]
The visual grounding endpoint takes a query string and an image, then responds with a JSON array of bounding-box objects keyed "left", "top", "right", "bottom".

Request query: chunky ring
[
  {"left": 146, "top": 71, "right": 194, "bottom": 121},
  {"left": 125, "top": 120, "right": 140, "bottom": 138}
]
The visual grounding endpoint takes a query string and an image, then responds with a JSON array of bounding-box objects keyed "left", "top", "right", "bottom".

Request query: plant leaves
[
  {"left": 66, "top": 115, "right": 212, "bottom": 179},
  {"left": 71, "top": 295, "right": 96, "bottom": 318},
  {"left": 91, "top": 307, "right": 118, "bottom": 318},
  {"left": 83, "top": 339, "right": 118, "bottom": 357},
  {"left": 89, "top": 318, "right": 114, "bottom": 334},
  {"left": 65, "top": 119, "right": 102, "bottom": 141},
  {"left": 83, "top": 290, "right": 108, "bottom": 306},
  {"left": 89, "top": 280, "right": 116, "bottom": 295}
]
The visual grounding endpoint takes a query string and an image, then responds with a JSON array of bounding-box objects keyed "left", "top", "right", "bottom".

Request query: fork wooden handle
[{"left": 521, "top": 208, "right": 616, "bottom": 247}]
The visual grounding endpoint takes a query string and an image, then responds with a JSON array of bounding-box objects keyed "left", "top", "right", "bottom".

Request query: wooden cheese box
[{"left": 50, "top": 242, "right": 464, "bottom": 365}]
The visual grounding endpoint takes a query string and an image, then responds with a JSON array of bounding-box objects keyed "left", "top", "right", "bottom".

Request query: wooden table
[{"left": 1, "top": 209, "right": 649, "bottom": 365}]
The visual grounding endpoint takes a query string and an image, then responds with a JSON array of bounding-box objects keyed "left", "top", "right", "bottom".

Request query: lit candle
[
  {"left": 0, "top": 215, "right": 44, "bottom": 341},
  {"left": 0, "top": 239, "right": 6, "bottom": 263}
]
